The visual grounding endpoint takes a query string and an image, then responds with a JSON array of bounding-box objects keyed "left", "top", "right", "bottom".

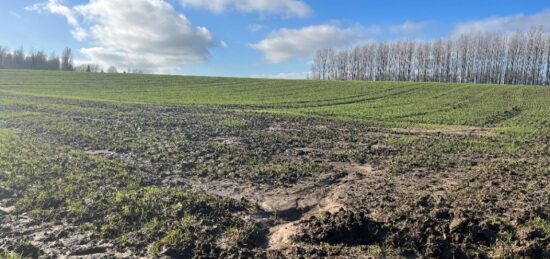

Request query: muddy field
[{"left": 0, "top": 93, "right": 549, "bottom": 258}]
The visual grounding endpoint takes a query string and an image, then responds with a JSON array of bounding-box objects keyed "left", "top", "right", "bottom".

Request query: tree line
[
  {"left": 311, "top": 27, "right": 550, "bottom": 85},
  {"left": 0, "top": 46, "right": 76, "bottom": 71},
  {"left": 0, "top": 46, "right": 138, "bottom": 74}
]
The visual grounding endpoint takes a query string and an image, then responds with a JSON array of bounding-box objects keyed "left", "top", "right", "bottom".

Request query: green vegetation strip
[{"left": 1, "top": 70, "right": 549, "bottom": 133}]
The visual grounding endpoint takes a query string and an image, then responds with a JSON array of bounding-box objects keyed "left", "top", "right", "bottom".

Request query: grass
[
  {"left": 0, "top": 252, "right": 22, "bottom": 259},
  {"left": 1, "top": 69, "right": 549, "bottom": 133},
  {"left": 0, "top": 121, "right": 259, "bottom": 256},
  {"left": 532, "top": 218, "right": 550, "bottom": 236}
]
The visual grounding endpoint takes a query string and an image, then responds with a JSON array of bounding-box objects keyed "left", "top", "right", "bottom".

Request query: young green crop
[{"left": 1, "top": 70, "right": 549, "bottom": 133}]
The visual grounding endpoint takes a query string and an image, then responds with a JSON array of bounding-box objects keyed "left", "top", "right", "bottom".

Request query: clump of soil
[{"left": 294, "top": 209, "right": 388, "bottom": 246}]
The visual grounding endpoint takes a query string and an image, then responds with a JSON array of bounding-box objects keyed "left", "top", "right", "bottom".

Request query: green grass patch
[
  {"left": 1, "top": 70, "right": 549, "bottom": 132},
  {"left": 532, "top": 218, "right": 550, "bottom": 236}
]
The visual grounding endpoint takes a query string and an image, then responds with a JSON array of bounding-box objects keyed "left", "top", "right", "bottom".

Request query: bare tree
[
  {"left": 61, "top": 47, "right": 74, "bottom": 71},
  {"left": 47, "top": 52, "right": 60, "bottom": 70},
  {"left": 546, "top": 34, "right": 550, "bottom": 85},
  {"left": 107, "top": 66, "right": 118, "bottom": 74},
  {"left": 311, "top": 27, "right": 550, "bottom": 85},
  {"left": 75, "top": 63, "right": 101, "bottom": 73},
  {"left": 12, "top": 48, "right": 25, "bottom": 69},
  {"left": 0, "top": 46, "right": 7, "bottom": 69}
]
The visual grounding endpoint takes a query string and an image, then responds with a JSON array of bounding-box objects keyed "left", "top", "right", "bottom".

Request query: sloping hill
[{"left": 1, "top": 70, "right": 548, "bottom": 133}]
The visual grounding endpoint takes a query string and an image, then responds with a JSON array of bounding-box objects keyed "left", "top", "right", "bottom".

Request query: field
[{"left": 0, "top": 69, "right": 549, "bottom": 258}]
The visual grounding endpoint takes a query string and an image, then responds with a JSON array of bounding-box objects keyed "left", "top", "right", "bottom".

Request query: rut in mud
[{"left": 0, "top": 93, "right": 549, "bottom": 258}]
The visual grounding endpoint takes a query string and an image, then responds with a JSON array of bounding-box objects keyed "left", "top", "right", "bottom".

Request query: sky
[{"left": 1, "top": 0, "right": 549, "bottom": 77}]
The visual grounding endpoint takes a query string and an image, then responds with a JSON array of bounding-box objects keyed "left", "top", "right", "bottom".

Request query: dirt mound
[
  {"left": 290, "top": 192, "right": 550, "bottom": 258},
  {"left": 294, "top": 209, "right": 388, "bottom": 246}
]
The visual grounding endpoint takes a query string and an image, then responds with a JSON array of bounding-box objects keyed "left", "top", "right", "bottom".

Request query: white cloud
[
  {"left": 180, "top": 0, "right": 312, "bottom": 18},
  {"left": 453, "top": 10, "right": 550, "bottom": 35},
  {"left": 250, "top": 24, "right": 369, "bottom": 63},
  {"left": 364, "top": 25, "right": 383, "bottom": 35},
  {"left": 249, "top": 72, "right": 310, "bottom": 80},
  {"left": 389, "top": 21, "right": 434, "bottom": 35},
  {"left": 27, "top": 0, "right": 221, "bottom": 73},
  {"left": 26, "top": 0, "right": 87, "bottom": 40}
]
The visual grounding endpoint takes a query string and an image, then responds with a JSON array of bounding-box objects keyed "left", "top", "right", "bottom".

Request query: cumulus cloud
[
  {"left": 250, "top": 20, "right": 435, "bottom": 64},
  {"left": 389, "top": 21, "right": 435, "bottom": 35},
  {"left": 27, "top": 0, "right": 221, "bottom": 73},
  {"left": 180, "top": 0, "right": 312, "bottom": 18},
  {"left": 453, "top": 10, "right": 550, "bottom": 35},
  {"left": 250, "top": 24, "right": 369, "bottom": 63}
]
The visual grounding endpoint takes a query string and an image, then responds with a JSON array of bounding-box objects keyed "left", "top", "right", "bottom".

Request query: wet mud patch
[
  {"left": 295, "top": 209, "right": 389, "bottom": 246},
  {"left": 180, "top": 170, "right": 350, "bottom": 222}
]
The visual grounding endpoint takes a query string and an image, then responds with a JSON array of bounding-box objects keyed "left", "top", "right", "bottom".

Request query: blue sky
[{"left": 1, "top": 0, "right": 549, "bottom": 77}]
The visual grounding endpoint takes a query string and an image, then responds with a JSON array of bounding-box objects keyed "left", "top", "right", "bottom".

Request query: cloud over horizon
[
  {"left": 250, "top": 20, "right": 434, "bottom": 64},
  {"left": 27, "top": 0, "right": 222, "bottom": 73},
  {"left": 250, "top": 24, "right": 370, "bottom": 63},
  {"left": 453, "top": 9, "right": 550, "bottom": 35}
]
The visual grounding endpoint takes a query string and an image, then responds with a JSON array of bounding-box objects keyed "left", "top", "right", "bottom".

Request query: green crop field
[
  {"left": 0, "top": 69, "right": 549, "bottom": 258},
  {"left": 1, "top": 70, "right": 549, "bottom": 133}
]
